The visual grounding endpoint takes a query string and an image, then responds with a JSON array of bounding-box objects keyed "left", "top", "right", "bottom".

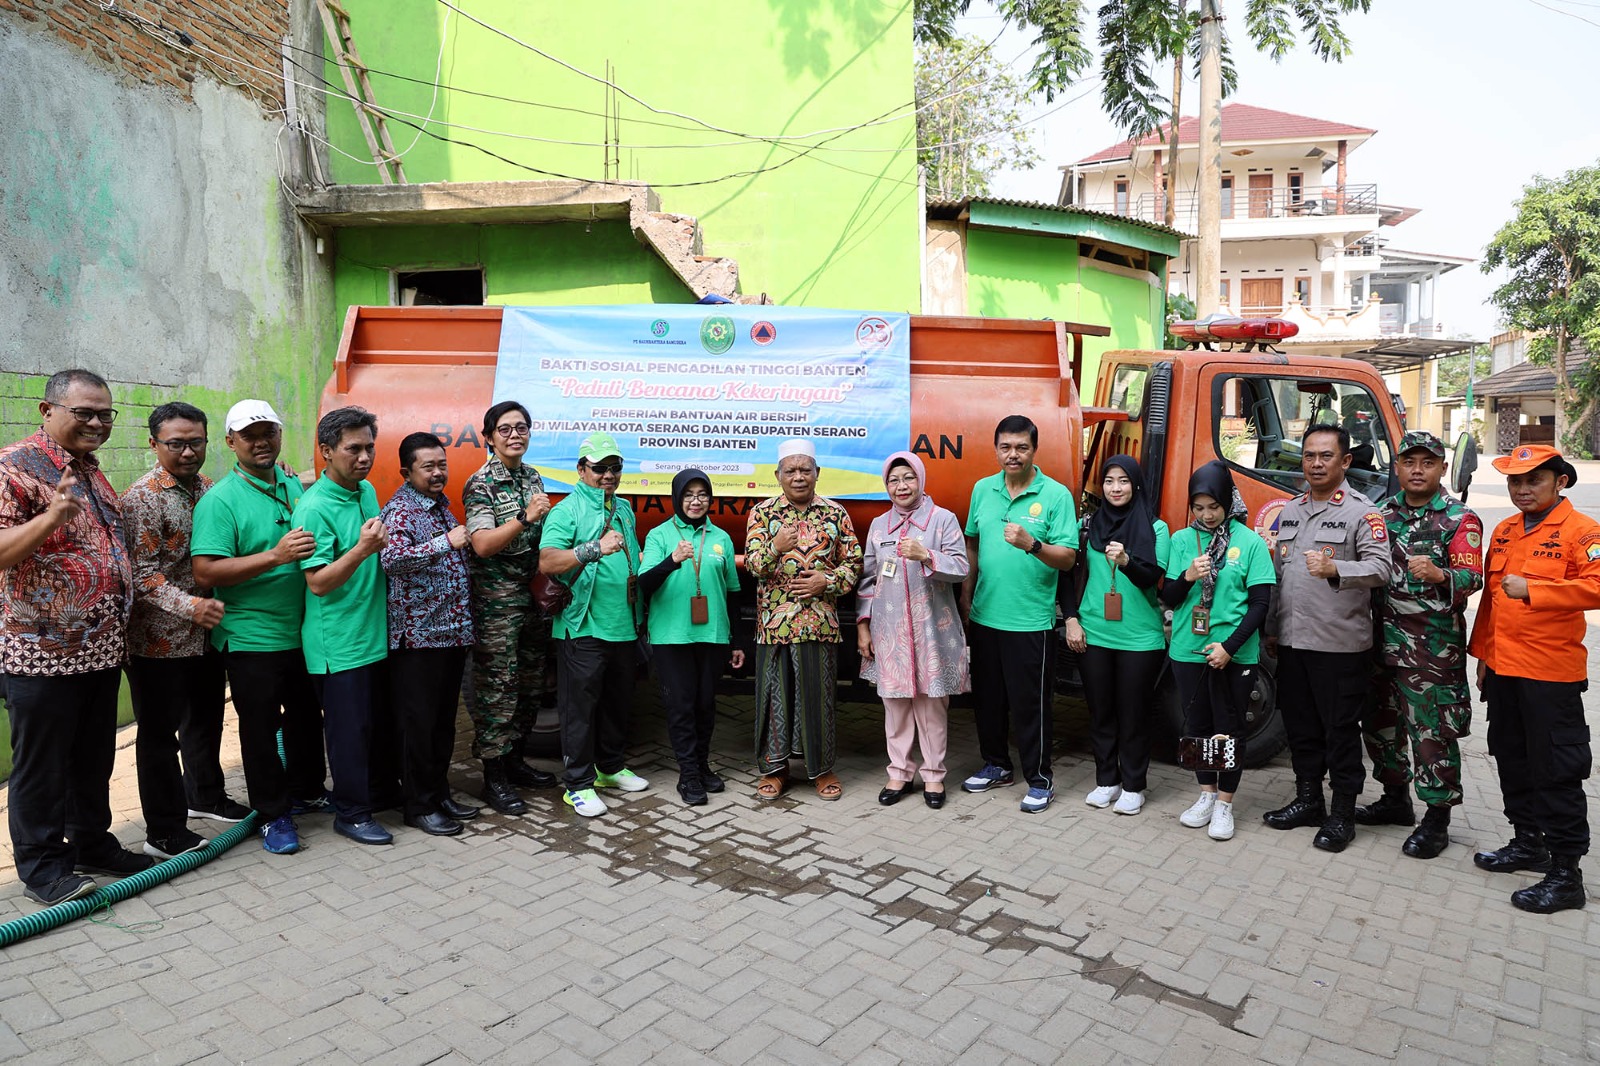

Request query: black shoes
[
  {"left": 678, "top": 772, "right": 709, "bottom": 807},
  {"left": 1312, "top": 793, "right": 1357, "bottom": 853},
  {"left": 1511, "top": 857, "right": 1587, "bottom": 914},
  {"left": 334, "top": 817, "right": 394, "bottom": 845},
  {"left": 143, "top": 833, "right": 209, "bottom": 861},
  {"left": 24, "top": 873, "right": 98, "bottom": 907},
  {"left": 404, "top": 811, "right": 464, "bottom": 836},
  {"left": 505, "top": 758, "right": 558, "bottom": 790},
  {"left": 699, "top": 763, "right": 726, "bottom": 794},
  {"left": 187, "top": 797, "right": 253, "bottom": 823},
  {"left": 924, "top": 788, "right": 946, "bottom": 810},
  {"left": 1263, "top": 778, "right": 1326, "bottom": 830},
  {"left": 75, "top": 848, "right": 156, "bottom": 877},
  {"left": 1402, "top": 805, "right": 1451, "bottom": 859},
  {"left": 1354, "top": 786, "right": 1416, "bottom": 827},
  {"left": 1474, "top": 827, "right": 1553, "bottom": 873},
  {"left": 878, "top": 781, "right": 920, "bottom": 806},
  {"left": 440, "top": 797, "right": 482, "bottom": 821},
  {"left": 481, "top": 759, "right": 528, "bottom": 815}
]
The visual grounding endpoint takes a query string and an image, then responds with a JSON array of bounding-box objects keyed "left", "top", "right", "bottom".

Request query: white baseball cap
[{"left": 225, "top": 399, "right": 283, "bottom": 433}]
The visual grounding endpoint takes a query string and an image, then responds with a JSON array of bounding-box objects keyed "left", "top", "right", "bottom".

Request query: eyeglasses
[
  {"left": 682, "top": 491, "right": 711, "bottom": 502},
  {"left": 52, "top": 404, "right": 118, "bottom": 425},
  {"left": 155, "top": 438, "right": 207, "bottom": 453},
  {"left": 885, "top": 475, "right": 918, "bottom": 487},
  {"left": 588, "top": 462, "right": 623, "bottom": 475},
  {"left": 495, "top": 423, "right": 531, "bottom": 438}
]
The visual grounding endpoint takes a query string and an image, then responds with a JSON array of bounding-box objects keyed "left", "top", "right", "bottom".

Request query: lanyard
[
  {"left": 233, "top": 469, "right": 294, "bottom": 525},
  {"left": 603, "top": 498, "right": 634, "bottom": 577},
  {"left": 689, "top": 523, "right": 709, "bottom": 595}
]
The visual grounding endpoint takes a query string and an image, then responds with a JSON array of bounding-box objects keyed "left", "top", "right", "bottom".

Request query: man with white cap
[
  {"left": 191, "top": 400, "right": 327, "bottom": 855},
  {"left": 744, "top": 439, "right": 863, "bottom": 802}
]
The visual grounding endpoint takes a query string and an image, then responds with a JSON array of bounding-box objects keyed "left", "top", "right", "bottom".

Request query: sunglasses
[{"left": 587, "top": 462, "right": 623, "bottom": 475}]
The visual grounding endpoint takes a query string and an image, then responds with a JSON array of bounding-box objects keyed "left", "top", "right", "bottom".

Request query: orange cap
[{"left": 1492, "top": 444, "right": 1577, "bottom": 483}]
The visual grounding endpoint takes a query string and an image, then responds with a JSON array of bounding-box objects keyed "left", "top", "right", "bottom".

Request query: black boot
[
  {"left": 1313, "top": 792, "right": 1358, "bottom": 853},
  {"left": 1511, "top": 856, "right": 1587, "bottom": 914},
  {"left": 506, "top": 739, "right": 558, "bottom": 789},
  {"left": 1474, "top": 826, "right": 1552, "bottom": 873},
  {"left": 482, "top": 758, "right": 528, "bottom": 815},
  {"left": 1263, "top": 778, "right": 1326, "bottom": 830},
  {"left": 1354, "top": 784, "right": 1416, "bottom": 827},
  {"left": 1402, "top": 805, "right": 1451, "bottom": 859},
  {"left": 677, "top": 770, "right": 709, "bottom": 807},
  {"left": 699, "top": 760, "right": 726, "bottom": 794}
]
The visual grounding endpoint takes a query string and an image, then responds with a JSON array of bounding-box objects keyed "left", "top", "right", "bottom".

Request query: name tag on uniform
[{"left": 880, "top": 558, "right": 898, "bottom": 580}]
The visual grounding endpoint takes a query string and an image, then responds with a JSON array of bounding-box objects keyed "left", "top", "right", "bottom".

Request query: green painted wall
[
  {"left": 964, "top": 229, "right": 1165, "bottom": 391},
  {"left": 323, "top": 0, "right": 921, "bottom": 311}
]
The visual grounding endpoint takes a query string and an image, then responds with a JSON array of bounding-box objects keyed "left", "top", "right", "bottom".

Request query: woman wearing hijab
[
  {"left": 1064, "top": 455, "right": 1170, "bottom": 816},
  {"left": 1159, "top": 461, "right": 1276, "bottom": 841},
  {"left": 639, "top": 469, "right": 744, "bottom": 805},
  {"left": 856, "top": 452, "right": 969, "bottom": 809}
]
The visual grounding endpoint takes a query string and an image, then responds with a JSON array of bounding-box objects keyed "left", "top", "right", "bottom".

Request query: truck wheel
[{"left": 1154, "top": 660, "right": 1286, "bottom": 769}]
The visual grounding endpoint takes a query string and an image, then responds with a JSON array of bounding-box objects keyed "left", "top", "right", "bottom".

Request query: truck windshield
[{"left": 1213, "top": 374, "right": 1395, "bottom": 498}]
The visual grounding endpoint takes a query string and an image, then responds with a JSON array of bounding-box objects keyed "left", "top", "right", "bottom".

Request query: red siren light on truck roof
[{"left": 1168, "top": 314, "right": 1300, "bottom": 349}]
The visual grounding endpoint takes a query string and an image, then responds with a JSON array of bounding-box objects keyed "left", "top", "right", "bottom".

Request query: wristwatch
[{"left": 1027, "top": 537, "right": 1045, "bottom": 556}]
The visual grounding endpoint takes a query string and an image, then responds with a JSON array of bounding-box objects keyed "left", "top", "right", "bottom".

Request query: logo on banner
[
  {"left": 700, "top": 315, "right": 735, "bottom": 354},
  {"left": 856, "top": 316, "right": 894, "bottom": 352},
  {"left": 751, "top": 321, "right": 777, "bottom": 346},
  {"left": 650, "top": 319, "right": 670, "bottom": 338}
]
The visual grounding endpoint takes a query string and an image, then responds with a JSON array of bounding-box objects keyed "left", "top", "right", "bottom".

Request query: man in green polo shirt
[
  {"left": 294, "top": 406, "right": 392, "bottom": 846},
  {"left": 191, "top": 399, "right": 327, "bottom": 856},
  {"left": 959, "top": 415, "right": 1079, "bottom": 813}
]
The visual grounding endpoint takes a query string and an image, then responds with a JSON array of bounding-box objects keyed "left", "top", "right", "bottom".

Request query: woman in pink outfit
[{"left": 856, "top": 452, "right": 970, "bottom": 810}]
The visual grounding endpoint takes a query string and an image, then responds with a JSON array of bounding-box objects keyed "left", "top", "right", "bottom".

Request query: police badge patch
[{"left": 1363, "top": 513, "right": 1388, "bottom": 541}]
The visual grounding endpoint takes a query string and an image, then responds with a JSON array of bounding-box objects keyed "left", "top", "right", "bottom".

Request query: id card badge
[
  {"left": 1190, "top": 606, "right": 1210, "bottom": 635},
  {"left": 880, "top": 558, "right": 898, "bottom": 580},
  {"left": 1103, "top": 590, "right": 1123, "bottom": 621},
  {"left": 689, "top": 594, "right": 709, "bottom": 625},
  {"left": 627, "top": 575, "right": 638, "bottom": 607}
]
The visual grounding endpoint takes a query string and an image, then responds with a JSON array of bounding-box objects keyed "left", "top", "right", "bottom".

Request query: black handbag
[{"left": 1177, "top": 734, "right": 1239, "bottom": 772}]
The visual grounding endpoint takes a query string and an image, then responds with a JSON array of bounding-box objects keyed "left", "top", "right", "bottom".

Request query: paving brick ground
[{"left": 2, "top": 478, "right": 1598, "bottom": 1064}]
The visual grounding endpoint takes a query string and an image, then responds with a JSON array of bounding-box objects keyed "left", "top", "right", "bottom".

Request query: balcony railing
[{"left": 1088, "top": 183, "right": 1379, "bottom": 228}]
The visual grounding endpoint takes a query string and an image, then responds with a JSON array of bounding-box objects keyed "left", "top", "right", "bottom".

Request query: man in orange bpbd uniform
[{"left": 1469, "top": 444, "right": 1600, "bottom": 914}]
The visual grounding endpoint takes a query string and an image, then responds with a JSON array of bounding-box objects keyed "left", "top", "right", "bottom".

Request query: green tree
[
  {"left": 1484, "top": 163, "right": 1600, "bottom": 456},
  {"left": 1433, "top": 343, "right": 1492, "bottom": 399},
  {"left": 916, "top": 36, "right": 1043, "bottom": 199}
]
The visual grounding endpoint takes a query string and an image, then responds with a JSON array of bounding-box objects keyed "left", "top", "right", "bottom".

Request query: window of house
[
  {"left": 1219, "top": 279, "right": 1231, "bottom": 307},
  {"left": 395, "top": 268, "right": 486, "bottom": 306},
  {"left": 1293, "top": 276, "right": 1312, "bottom": 306},
  {"left": 1221, "top": 175, "right": 1235, "bottom": 219},
  {"left": 1287, "top": 172, "right": 1304, "bottom": 205},
  {"left": 1212, "top": 374, "right": 1395, "bottom": 499},
  {"left": 1114, "top": 180, "right": 1130, "bottom": 216}
]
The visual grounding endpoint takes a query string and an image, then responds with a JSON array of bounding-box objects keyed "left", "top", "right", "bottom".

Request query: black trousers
[
  {"left": 654, "top": 643, "right": 724, "bottom": 772},
  {"left": 969, "top": 622, "right": 1056, "bottom": 790},
  {"left": 1484, "top": 671, "right": 1592, "bottom": 856},
  {"left": 223, "top": 648, "right": 326, "bottom": 822},
  {"left": 389, "top": 646, "right": 468, "bottom": 817},
  {"left": 3, "top": 668, "right": 122, "bottom": 889},
  {"left": 126, "top": 648, "right": 226, "bottom": 839},
  {"left": 311, "top": 664, "right": 378, "bottom": 822},
  {"left": 1277, "top": 646, "right": 1370, "bottom": 796},
  {"left": 1079, "top": 645, "right": 1163, "bottom": 794},
  {"left": 1170, "top": 658, "right": 1254, "bottom": 793},
  {"left": 557, "top": 637, "right": 636, "bottom": 791}
]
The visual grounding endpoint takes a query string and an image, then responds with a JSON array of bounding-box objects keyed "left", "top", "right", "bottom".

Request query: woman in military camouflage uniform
[{"left": 462, "top": 401, "right": 556, "bottom": 814}]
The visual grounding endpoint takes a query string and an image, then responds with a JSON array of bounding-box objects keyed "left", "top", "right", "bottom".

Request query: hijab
[
  {"left": 671, "top": 468, "right": 711, "bottom": 529},
  {"left": 1086, "top": 454, "right": 1158, "bottom": 569},
  {"left": 882, "top": 451, "right": 932, "bottom": 536},
  {"left": 1186, "top": 460, "right": 1249, "bottom": 606}
]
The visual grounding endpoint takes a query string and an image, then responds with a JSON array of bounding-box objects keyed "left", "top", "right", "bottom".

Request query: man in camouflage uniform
[{"left": 1356, "top": 430, "right": 1483, "bottom": 858}]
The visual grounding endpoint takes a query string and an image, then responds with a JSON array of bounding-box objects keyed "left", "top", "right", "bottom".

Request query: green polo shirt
[
  {"left": 541, "top": 492, "right": 639, "bottom": 642},
  {"left": 191, "top": 466, "right": 306, "bottom": 653},
  {"left": 1077, "top": 520, "right": 1171, "bottom": 651},
  {"left": 640, "top": 516, "right": 741, "bottom": 645},
  {"left": 965, "top": 469, "right": 1079, "bottom": 632},
  {"left": 295, "top": 475, "right": 388, "bottom": 674},
  {"left": 1165, "top": 522, "right": 1276, "bottom": 665}
]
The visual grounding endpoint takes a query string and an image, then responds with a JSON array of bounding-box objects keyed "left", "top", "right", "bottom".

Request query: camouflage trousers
[
  {"left": 469, "top": 571, "right": 550, "bottom": 760},
  {"left": 1362, "top": 661, "right": 1472, "bottom": 807}
]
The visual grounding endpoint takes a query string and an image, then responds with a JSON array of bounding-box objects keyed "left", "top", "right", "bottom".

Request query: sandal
[
  {"left": 815, "top": 772, "right": 843, "bottom": 802},
  {"left": 756, "top": 773, "right": 788, "bottom": 802}
]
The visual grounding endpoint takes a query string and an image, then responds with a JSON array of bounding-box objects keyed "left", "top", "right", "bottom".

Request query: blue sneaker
[
  {"left": 261, "top": 815, "right": 301, "bottom": 854},
  {"left": 961, "top": 765, "right": 1015, "bottom": 793},
  {"left": 290, "top": 791, "right": 334, "bottom": 816},
  {"left": 1020, "top": 787, "right": 1054, "bottom": 814}
]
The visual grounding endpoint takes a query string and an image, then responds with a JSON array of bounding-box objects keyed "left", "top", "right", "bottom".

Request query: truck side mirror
[{"left": 1451, "top": 432, "right": 1478, "bottom": 500}]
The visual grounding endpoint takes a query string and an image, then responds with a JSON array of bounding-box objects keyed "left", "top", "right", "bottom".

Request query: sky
[{"left": 956, "top": 0, "right": 1600, "bottom": 341}]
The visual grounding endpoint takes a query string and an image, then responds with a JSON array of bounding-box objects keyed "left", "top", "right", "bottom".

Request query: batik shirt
[
  {"left": 745, "top": 495, "right": 862, "bottom": 645},
  {"left": 462, "top": 454, "right": 545, "bottom": 581},
  {"left": 122, "top": 466, "right": 214, "bottom": 659},
  {"left": 0, "top": 430, "right": 131, "bottom": 675},
  {"left": 1377, "top": 488, "right": 1483, "bottom": 671},
  {"left": 379, "top": 482, "right": 475, "bottom": 649}
]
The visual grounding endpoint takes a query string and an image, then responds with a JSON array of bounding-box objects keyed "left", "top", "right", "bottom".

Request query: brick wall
[
  {"left": 0, "top": 0, "right": 290, "bottom": 112},
  {"left": 0, "top": 373, "right": 183, "bottom": 492}
]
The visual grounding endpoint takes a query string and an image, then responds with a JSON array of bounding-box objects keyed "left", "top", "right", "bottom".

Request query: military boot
[
  {"left": 1354, "top": 784, "right": 1416, "bottom": 827},
  {"left": 1402, "top": 805, "right": 1451, "bottom": 859},
  {"left": 506, "top": 738, "right": 558, "bottom": 789},
  {"left": 1263, "top": 778, "right": 1326, "bottom": 830},
  {"left": 1313, "top": 792, "right": 1358, "bottom": 853},
  {"left": 1510, "top": 856, "right": 1587, "bottom": 914},
  {"left": 481, "top": 758, "right": 528, "bottom": 815},
  {"left": 1473, "top": 826, "right": 1551, "bottom": 873}
]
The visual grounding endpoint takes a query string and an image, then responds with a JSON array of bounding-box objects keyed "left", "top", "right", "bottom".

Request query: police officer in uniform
[{"left": 1262, "top": 423, "right": 1393, "bottom": 852}]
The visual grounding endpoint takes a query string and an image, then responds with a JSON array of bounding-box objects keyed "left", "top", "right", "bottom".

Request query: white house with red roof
[{"left": 1059, "top": 103, "right": 1471, "bottom": 359}]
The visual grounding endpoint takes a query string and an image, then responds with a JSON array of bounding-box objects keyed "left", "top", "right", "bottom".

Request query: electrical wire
[
  {"left": 385, "top": 3, "right": 450, "bottom": 161},
  {"left": 1526, "top": 0, "right": 1600, "bottom": 27}
]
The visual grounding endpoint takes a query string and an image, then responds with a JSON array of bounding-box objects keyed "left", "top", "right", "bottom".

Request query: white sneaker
[
  {"left": 1179, "top": 791, "right": 1218, "bottom": 828},
  {"left": 594, "top": 769, "right": 649, "bottom": 793},
  {"left": 1085, "top": 785, "right": 1123, "bottom": 809},
  {"left": 563, "top": 789, "right": 609, "bottom": 818},
  {"left": 1208, "top": 800, "right": 1235, "bottom": 841},
  {"left": 1113, "top": 790, "right": 1146, "bottom": 816}
]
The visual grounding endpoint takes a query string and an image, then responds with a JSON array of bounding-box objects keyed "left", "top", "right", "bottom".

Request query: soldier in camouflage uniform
[
  {"left": 462, "top": 401, "right": 558, "bottom": 814},
  {"left": 1356, "top": 430, "right": 1483, "bottom": 858}
]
